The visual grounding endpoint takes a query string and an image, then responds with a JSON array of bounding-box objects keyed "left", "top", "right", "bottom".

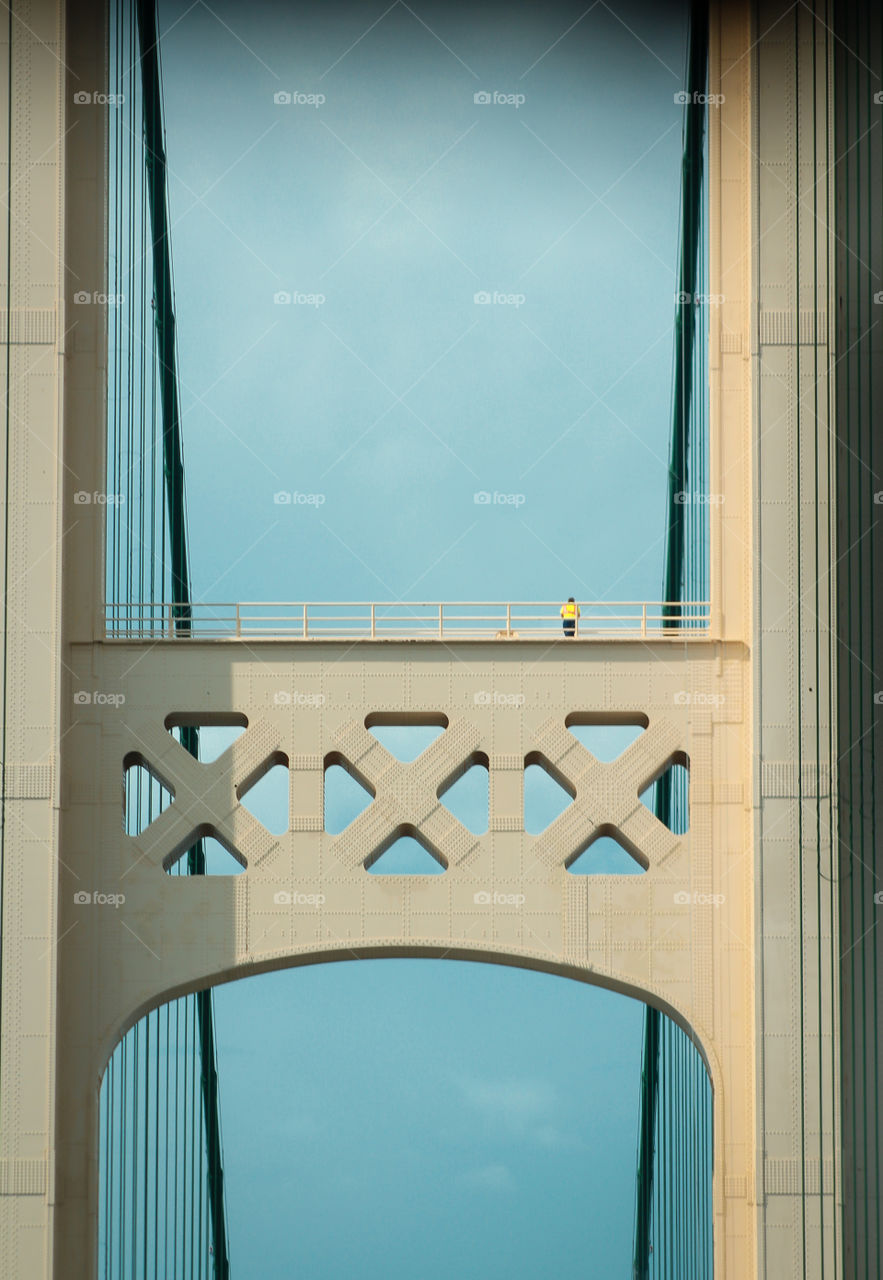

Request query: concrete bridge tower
[{"left": 0, "top": 1, "right": 879, "bottom": 1275}]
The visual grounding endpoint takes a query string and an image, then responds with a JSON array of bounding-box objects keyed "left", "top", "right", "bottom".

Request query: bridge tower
[{"left": 0, "top": 0, "right": 879, "bottom": 1276}]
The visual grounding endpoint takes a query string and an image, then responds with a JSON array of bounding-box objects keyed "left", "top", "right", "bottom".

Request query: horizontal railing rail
[{"left": 104, "top": 601, "right": 713, "bottom": 640}]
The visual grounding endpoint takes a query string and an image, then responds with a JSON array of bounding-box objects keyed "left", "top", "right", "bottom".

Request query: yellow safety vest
[{"left": 560, "top": 601, "right": 580, "bottom": 618}]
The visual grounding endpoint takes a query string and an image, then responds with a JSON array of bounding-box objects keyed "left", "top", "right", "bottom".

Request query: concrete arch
[{"left": 101, "top": 942, "right": 722, "bottom": 1102}]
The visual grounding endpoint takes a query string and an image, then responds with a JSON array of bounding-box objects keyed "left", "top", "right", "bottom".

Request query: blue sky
[
  {"left": 154, "top": 0, "right": 690, "bottom": 1273},
  {"left": 213, "top": 958, "right": 645, "bottom": 1279},
  {"left": 160, "top": 0, "right": 688, "bottom": 605}
]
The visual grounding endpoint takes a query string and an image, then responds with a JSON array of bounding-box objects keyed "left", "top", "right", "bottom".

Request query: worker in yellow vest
[{"left": 560, "top": 596, "right": 580, "bottom": 638}]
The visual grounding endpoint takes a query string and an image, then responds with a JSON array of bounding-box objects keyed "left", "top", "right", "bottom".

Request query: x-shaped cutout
[
  {"left": 329, "top": 718, "right": 482, "bottom": 871},
  {"left": 530, "top": 718, "right": 685, "bottom": 870},
  {"left": 123, "top": 718, "right": 284, "bottom": 872}
]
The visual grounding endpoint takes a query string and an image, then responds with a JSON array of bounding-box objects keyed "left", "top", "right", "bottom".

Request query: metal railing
[{"left": 105, "top": 601, "right": 712, "bottom": 640}]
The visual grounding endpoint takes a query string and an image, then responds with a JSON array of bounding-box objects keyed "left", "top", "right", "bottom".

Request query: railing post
[
  {"left": 506, "top": 602, "right": 511, "bottom": 634},
  {"left": 303, "top": 603, "right": 308, "bottom": 639},
  {"left": 371, "top": 603, "right": 375, "bottom": 639},
  {"left": 642, "top": 602, "right": 647, "bottom": 638},
  {"left": 235, "top": 602, "right": 241, "bottom": 639},
  {"left": 438, "top": 603, "right": 443, "bottom": 638},
  {"left": 167, "top": 601, "right": 173, "bottom": 640}
]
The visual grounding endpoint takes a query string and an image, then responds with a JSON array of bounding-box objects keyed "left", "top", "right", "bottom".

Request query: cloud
[
  {"left": 458, "top": 1075, "right": 556, "bottom": 1122},
  {"left": 455, "top": 1076, "right": 584, "bottom": 1150}
]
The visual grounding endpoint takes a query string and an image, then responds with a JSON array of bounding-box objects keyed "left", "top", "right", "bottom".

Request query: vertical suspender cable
[
  {"left": 134, "top": 3, "right": 230, "bottom": 1274},
  {"left": 135, "top": 0, "right": 189, "bottom": 626},
  {"left": 632, "top": 2, "right": 708, "bottom": 1277},
  {"left": 662, "top": 0, "right": 708, "bottom": 615},
  {"left": 633, "top": 1003, "right": 660, "bottom": 1279}
]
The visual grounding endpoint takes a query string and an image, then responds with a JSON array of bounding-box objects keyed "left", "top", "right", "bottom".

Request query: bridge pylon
[{"left": 0, "top": 1, "right": 876, "bottom": 1276}]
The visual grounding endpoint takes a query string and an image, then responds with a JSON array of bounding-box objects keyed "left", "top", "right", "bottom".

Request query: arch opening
[{"left": 99, "top": 954, "right": 713, "bottom": 1279}]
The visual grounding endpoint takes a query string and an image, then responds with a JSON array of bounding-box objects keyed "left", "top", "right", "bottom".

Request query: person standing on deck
[{"left": 560, "top": 597, "right": 580, "bottom": 638}]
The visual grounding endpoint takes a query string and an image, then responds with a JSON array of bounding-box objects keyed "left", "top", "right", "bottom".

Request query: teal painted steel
[
  {"left": 633, "top": 1, "right": 712, "bottom": 1276},
  {"left": 833, "top": 0, "right": 883, "bottom": 1273},
  {"left": 633, "top": 1007, "right": 661, "bottom": 1280},
  {"left": 135, "top": 0, "right": 229, "bottom": 1270},
  {"left": 135, "top": 0, "right": 191, "bottom": 629},
  {"left": 100, "top": 1, "right": 231, "bottom": 1274},
  {"left": 663, "top": 0, "right": 708, "bottom": 616}
]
